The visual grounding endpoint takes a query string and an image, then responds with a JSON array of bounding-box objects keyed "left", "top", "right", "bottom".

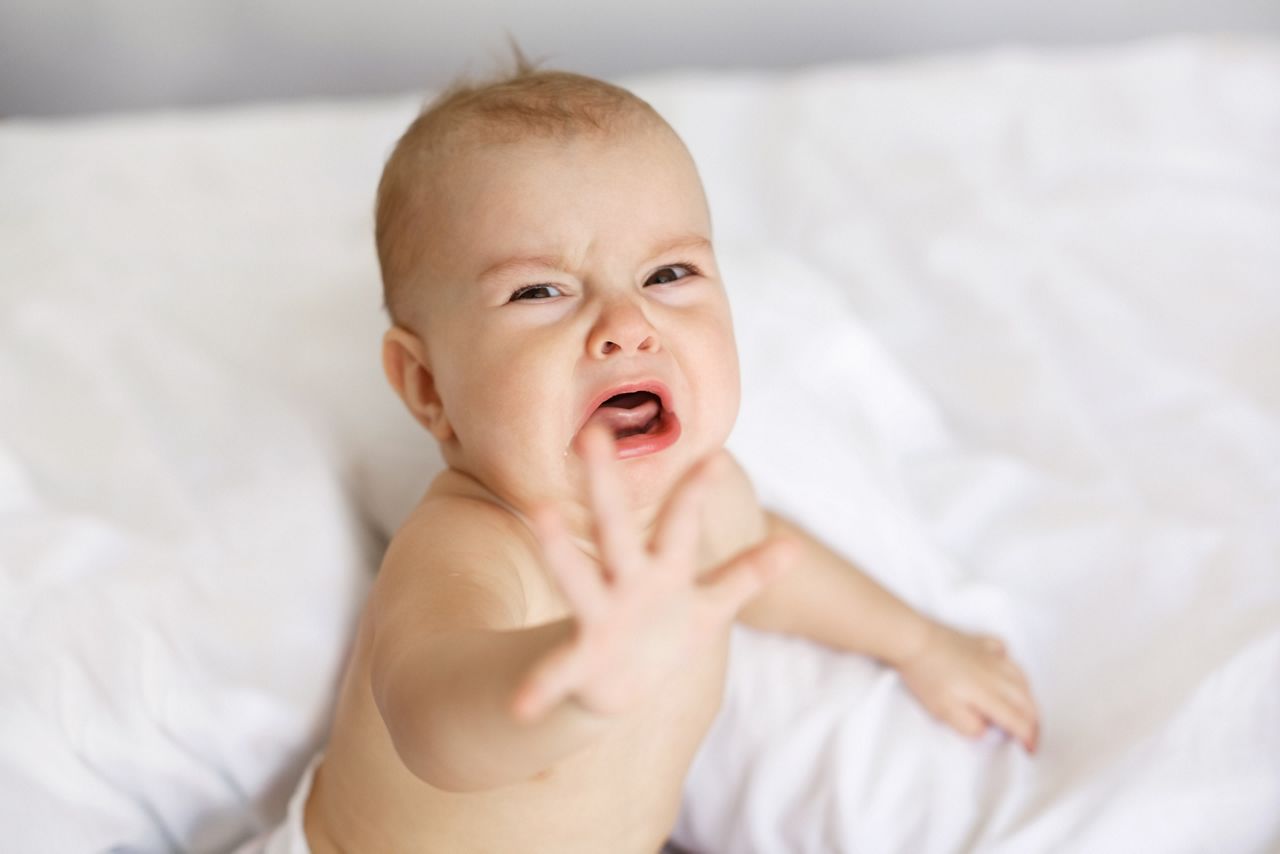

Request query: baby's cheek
[
  {"left": 712, "top": 330, "right": 742, "bottom": 404},
  {"left": 698, "top": 366, "right": 740, "bottom": 448},
  {"left": 454, "top": 371, "right": 533, "bottom": 447}
]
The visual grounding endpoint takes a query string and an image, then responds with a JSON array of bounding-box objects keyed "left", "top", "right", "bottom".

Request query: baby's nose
[{"left": 587, "top": 298, "right": 660, "bottom": 358}]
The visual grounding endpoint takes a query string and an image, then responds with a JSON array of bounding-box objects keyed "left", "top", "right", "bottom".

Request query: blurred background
[{"left": 3, "top": 0, "right": 1279, "bottom": 117}]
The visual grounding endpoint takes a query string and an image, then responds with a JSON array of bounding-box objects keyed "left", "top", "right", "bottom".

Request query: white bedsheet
[{"left": 1, "top": 35, "right": 1277, "bottom": 853}]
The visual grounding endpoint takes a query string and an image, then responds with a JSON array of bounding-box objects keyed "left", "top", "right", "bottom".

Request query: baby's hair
[{"left": 375, "top": 39, "right": 668, "bottom": 326}]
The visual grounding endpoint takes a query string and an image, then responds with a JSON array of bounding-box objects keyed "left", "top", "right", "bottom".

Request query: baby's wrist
[{"left": 886, "top": 614, "right": 937, "bottom": 670}]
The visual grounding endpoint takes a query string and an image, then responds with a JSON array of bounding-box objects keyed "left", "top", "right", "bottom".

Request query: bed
[{"left": 2, "top": 35, "right": 1278, "bottom": 853}]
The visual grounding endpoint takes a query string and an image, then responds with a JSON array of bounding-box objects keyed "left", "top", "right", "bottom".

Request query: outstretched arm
[
  {"left": 373, "top": 430, "right": 797, "bottom": 793},
  {"left": 739, "top": 510, "right": 1040, "bottom": 754}
]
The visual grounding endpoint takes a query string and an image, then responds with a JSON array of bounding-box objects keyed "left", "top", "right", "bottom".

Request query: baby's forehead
[
  {"left": 439, "top": 112, "right": 677, "bottom": 171},
  {"left": 380, "top": 103, "right": 704, "bottom": 327},
  {"left": 425, "top": 125, "right": 704, "bottom": 221},
  {"left": 377, "top": 70, "right": 698, "bottom": 325}
]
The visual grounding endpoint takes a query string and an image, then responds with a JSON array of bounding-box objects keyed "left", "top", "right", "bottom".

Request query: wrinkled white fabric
[
  {"left": 231, "top": 755, "right": 321, "bottom": 854},
  {"left": 1, "top": 35, "right": 1277, "bottom": 853}
]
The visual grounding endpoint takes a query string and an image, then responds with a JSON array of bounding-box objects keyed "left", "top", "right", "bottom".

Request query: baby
[{"left": 278, "top": 58, "right": 1038, "bottom": 854}]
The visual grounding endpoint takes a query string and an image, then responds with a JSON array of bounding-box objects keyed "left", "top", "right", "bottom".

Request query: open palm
[{"left": 512, "top": 425, "right": 796, "bottom": 723}]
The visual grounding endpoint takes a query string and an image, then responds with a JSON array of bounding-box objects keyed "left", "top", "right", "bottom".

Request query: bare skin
[
  {"left": 301, "top": 119, "right": 1039, "bottom": 853},
  {"left": 302, "top": 430, "right": 1038, "bottom": 853},
  {"left": 304, "top": 428, "right": 793, "bottom": 853}
]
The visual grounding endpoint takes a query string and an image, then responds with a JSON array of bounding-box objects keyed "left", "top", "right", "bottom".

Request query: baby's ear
[{"left": 382, "top": 326, "right": 454, "bottom": 442}]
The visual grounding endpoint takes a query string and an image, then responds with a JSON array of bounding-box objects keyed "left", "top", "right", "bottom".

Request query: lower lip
[{"left": 614, "top": 409, "right": 682, "bottom": 459}]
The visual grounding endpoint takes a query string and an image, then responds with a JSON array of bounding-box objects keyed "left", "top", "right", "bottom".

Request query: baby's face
[{"left": 407, "top": 124, "right": 739, "bottom": 512}]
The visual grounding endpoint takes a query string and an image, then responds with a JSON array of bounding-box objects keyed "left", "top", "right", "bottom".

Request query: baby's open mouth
[
  {"left": 586, "top": 391, "right": 665, "bottom": 440},
  {"left": 577, "top": 383, "right": 682, "bottom": 459}
]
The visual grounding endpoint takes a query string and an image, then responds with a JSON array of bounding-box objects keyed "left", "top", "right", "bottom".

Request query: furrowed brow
[
  {"left": 477, "top": 234, "right": 711, "bottom": 284},
  {"left": 478, "top": 253, "right": 572, "bottom": 282},
  {"left": 649, "top": 234, "right": 712, "bottom": 258}
]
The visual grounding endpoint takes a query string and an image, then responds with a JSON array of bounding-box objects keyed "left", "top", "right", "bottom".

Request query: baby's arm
[
  {"left": 370, "top": 427, "right": 795, "bottom": 793},
  {"left": 370, "top": 502, "right": 609, "bottom": 792},
  {"left": 740, "top": 511, "right": 934, "bottom": 666},
  {"left": 722, "top": 463, "right": 1040, "bottom": 753},
  {"left": 753, "top": 512, "right": 1038, "bottom": 751}
]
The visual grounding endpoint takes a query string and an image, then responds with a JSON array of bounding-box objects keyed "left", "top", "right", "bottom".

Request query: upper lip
[{"left": 577, "top": 379, "right": 674, "bottom": 434}]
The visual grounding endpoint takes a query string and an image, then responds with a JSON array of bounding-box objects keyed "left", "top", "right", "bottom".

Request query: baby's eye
[
  {"left": 509, "top": 284, "right": 563, "bottom": 302},
  {"left": 646, "top": 264, "right": 699, "bottom": 286}
]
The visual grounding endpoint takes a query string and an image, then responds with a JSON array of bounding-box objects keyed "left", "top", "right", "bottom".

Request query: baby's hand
[
  {"left": 896, "top": 624, "right": 1040, "bottom": 754},
  {"left": 511, "top": 425, "right": 796, "bottom": 723}
]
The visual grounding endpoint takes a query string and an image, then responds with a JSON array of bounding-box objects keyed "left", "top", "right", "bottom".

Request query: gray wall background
[{"left": 3, "top": 0, "right": 1278, "bottom": 117}]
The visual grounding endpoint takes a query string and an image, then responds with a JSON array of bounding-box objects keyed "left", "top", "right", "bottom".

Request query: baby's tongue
[{"left": 585, "top": 394, "right": 661, "bottom": 437}]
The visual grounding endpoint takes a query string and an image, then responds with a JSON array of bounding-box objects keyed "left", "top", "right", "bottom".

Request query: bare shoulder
[
  {"left": 699, "top": 449, "right": 770, "bottom": 565},
  {"left": 372, "top": 482, "right": 537, "bottom": 641}
]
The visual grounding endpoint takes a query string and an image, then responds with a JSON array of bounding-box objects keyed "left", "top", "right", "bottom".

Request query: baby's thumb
[{"left": 702, "top": 535, "right": 799, "bottom": 617}]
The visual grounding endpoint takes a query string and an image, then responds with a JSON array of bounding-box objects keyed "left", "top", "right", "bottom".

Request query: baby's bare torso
[{"left": 303, "top": 460, "right": 760, "bottom": 853}]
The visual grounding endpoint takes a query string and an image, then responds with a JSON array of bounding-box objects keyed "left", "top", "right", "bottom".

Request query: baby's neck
[{"left": 429, "top": 465, "right": 666, "bottom": 563}]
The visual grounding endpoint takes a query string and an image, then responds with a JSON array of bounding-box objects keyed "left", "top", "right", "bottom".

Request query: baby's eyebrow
[
  {"left": 477, "top": 253, "right": 570, "bottom": 283},
  {"left": 647, "top": 233, "right": 712, "bottom": 259},
  {"left": 476, "top": 234, "right": 712, "bottom": 283}
]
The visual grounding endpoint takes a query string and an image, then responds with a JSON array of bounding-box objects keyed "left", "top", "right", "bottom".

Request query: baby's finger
[
  {"left": 993, "top": 670, "right": 1038, "bottom": 721},
  {"left": 979, "top": 635, "right": 1007, "bottom": 656},
  {"left": 972, "top": 688, "right": 1037, "bottom": 753},
  {"left": 999, "top": 658, "right": 1034, "bottom": 694},
  {"left": 997, "top": 661, "right": 1040, "bottom": 715},
  {"left": 512, "top": 641, "right": 589, "bottom": 723},
  {"left": 532, "top": 506, "right": 607, "bottom": 622},
  {"left": 701, "top": 536, "right": 798, "bottom": 618},
  {"left": 945, "top": 704, "right": 988, "bottom": 740},
  {"left": 578, "top": 424, "right": 643, "bottom": 579},
  {"left": 651, "top": 452, "right": 725, "bottom": 570}
]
